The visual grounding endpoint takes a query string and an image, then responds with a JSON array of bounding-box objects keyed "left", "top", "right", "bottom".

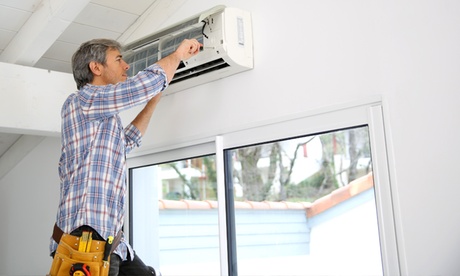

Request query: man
[{"left": 50, "top": 38, "right": 201, "bottom": 275}]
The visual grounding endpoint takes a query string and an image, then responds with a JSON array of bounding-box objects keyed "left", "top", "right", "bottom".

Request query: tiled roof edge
[{"left": 306, "top": 172, "right": 374, "bottom": 218}]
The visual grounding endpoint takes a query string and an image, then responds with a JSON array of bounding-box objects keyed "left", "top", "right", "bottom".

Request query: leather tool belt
[{"left": 48, "top": 224, "right": 122, "bottom": 276}]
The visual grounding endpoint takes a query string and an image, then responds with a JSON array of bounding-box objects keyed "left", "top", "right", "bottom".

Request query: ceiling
[{"left": 0, "top": 0, "right": 185, "bottom": 158}]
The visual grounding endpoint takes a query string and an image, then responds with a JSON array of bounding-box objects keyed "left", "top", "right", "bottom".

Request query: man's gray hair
[{"left": 72, "top": 38, "right": 122, "bottom": 89}]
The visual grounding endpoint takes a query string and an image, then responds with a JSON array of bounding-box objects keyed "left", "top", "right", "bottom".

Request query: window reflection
[
  {"left": 130, "top": 126, "right": 383, "bottom": 276},
  {"left": 231, "top": 127, "right": 372, "bottom": 202},
  {"left": 161, "top": 156, "right": 217, "bottom": 201},
  {"left": 226, "top": 126, "right": 382, "bottom": 275},
  {"left": 131, "top": 155, "right": 220, "bottom": 276}
]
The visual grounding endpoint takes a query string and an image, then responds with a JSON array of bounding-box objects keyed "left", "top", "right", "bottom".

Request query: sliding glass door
[{"left": 128, "top": 102, "right": 399, "bottom": 275}]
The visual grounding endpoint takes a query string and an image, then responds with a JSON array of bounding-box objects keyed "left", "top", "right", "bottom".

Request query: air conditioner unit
[{"left": 123, "top": 5, "right": 253, "bottom": 94}]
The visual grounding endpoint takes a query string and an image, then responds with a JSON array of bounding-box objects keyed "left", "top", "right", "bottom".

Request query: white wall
[
  {"left": 0, "top": 137, "right": 60, "bottom": 274},
  {"left": 0, "top": 0, "right": 459, "bottom": 275}
]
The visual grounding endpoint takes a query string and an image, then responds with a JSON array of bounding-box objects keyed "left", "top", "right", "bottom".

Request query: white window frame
[{"left": 126, "top": 96, "right": 401, "bottom": 276}]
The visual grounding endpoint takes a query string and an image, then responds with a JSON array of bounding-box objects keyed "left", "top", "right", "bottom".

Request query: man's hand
[
  {"left": 156, "top": 39, "right": 202, "bottom": 83},
  {"left": 175, "top": 39, "right": 202, "bottom": 61}
]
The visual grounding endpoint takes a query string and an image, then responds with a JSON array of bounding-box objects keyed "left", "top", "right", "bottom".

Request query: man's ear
[{"left": 89, "top": 61, "right": 103, "bottom": 76}]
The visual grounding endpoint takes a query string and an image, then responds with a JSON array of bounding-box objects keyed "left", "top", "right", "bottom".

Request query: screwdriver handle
[{"left": 102, "top": 236, "right": 114, "bottom": 262}]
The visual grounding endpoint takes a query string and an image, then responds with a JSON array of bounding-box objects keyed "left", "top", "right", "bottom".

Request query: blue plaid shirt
[{"left": 50, "top": 64, "right": 167, "bottom": 260}]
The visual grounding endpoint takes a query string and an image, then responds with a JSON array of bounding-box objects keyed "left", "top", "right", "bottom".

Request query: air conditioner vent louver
[
  {"left": 170, "top": 58, "right": 230, "bottom": 85},
  {"left": 123, "top": 6, "right": 253, "bottom": 94}
]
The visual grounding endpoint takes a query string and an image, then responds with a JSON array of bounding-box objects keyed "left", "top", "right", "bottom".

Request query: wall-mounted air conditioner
[{"left": 123, "top": 5, "right": 253, "bottom": 94}]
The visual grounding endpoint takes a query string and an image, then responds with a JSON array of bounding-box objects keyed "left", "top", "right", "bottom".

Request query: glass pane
[
  {"left": 130, "top": 155, "right": 220, "bottom": 276},
  {"left": 225, "top": 126, "right": 383, "bottom": 276}
]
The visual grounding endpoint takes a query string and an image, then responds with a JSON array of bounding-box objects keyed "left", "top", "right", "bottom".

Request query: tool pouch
[{"left": 48, "top": 233, "right": 110, "bottom": 276}]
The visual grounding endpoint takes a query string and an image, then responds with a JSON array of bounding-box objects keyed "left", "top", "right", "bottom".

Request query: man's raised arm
[{"left": 131, "top": 39, "right": 202, "bottom": 135}]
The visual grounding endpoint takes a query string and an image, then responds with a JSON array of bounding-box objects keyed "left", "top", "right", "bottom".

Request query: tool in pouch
[
  {"left": 70, "top": 263, "right": 91, "bottom": 276},
  {"left": 69, "top": 232, "right": 116, "bottom": 276},
  {"left": 48, "top": 227, "right": 115, "bottom": 276},
  {"left": 103, "top": 236, "right": 114, "bottom": 264},
  {"left": 69, "top": 230, "right": 94, "bottom": 276}
]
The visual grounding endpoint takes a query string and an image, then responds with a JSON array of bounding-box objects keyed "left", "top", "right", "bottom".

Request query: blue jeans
[{"left": 109, "top": 252, "right": 158, "bottom": 276}]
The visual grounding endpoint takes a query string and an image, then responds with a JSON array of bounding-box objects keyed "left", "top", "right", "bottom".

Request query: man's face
[{"left": 99, "top": 48, "right": 130, "bottom": 85}]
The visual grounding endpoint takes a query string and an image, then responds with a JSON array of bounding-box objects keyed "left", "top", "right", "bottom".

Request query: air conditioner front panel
[
  {"left": 222, "top": 7, "right": 253, "bottom": 69},
  {"left": 123, "top": 6, "right": 253, "bottom": 94}
]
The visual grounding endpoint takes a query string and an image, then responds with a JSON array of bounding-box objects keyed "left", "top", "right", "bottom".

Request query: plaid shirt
[{"left": 50, "top": 64, "right": 167, "bottom": 260}]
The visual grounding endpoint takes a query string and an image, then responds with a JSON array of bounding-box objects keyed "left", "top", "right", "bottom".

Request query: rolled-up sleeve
[{"left": 124, "top": 123, "right": 142, "bottom": 153}]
